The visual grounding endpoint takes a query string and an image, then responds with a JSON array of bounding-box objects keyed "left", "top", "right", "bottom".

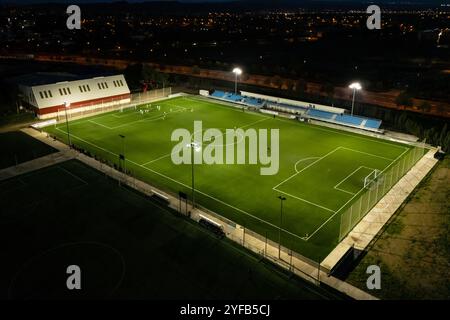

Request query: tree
[
  {"left": 439, "top": 123, "right": 448, "bottom": 148},
  {"left": 192, "top": 65, "right": 200, "bottom": 75},
  {"left": 395, "top": 91, "right": 413, "bottom": 107},
  {"left": 271, "top": 75, "right": 282, "bottom": 89},
  {"left": 124, "top": 63, "right": 143, "bottom": 89},
  {"left": 294, "top": 80, "right": 307, "bottom": 94},
  {"left": 419, "top": 101, "right": 431, "bottom": 113},
  {"left": 323, "top": 83, "right": 335, "bottom": 98}
]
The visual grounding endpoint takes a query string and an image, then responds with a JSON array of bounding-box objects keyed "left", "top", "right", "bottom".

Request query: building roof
[
  {"left": 11, "top": 72, "right": 85, "bottom": 87},
  {"left": 21, "top": 74, "right": 130, "bottom": 110}
]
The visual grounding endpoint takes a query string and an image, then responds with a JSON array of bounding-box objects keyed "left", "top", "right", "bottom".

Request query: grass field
[
  {"left": 44, "top": 96, "right": 416, "bottom": 261},
  {"left": 0, "top": 160, "right": 343, "bottom": 299},
  {"left": 0, "top": 131, "right": 57, "bottom": 169}
]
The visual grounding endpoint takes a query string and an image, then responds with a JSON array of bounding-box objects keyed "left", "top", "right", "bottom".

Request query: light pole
[
  {"left": 119, "top": 134, "right": 126, "bottom": 173},
  {"left": 349, "top": 82, "right": 362, "bottom": 116},
  {"left": 232, "top": 67, "right": 242, "bottom": 95},
  {"left": 278, "top": 195, "right": 286, "bottom": 259},
  {"left": 64, "top": 102, "right": 71, "bottom": 148},
  {"left": 188, "top": 142, "right": 200, "bottom": 209}
]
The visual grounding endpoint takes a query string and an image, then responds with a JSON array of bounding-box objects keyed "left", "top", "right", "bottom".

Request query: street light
[
  {"left": 349, "top": 82, "right": 362, "bottom": 116},
  {"left": 119, "top": 134, "right": 126, "bottom": 172},
  {"left": 232, "top": 67, "right": 242, "bottom": 95},
  {"left": 188, "top": 141, "right": 201, "bottom": 209},
  {"left": 277, "top": 195, "right": 286, "bottom": 259},
  {"left": 64, "top": 102, "right": 71, "bottom": 148}
]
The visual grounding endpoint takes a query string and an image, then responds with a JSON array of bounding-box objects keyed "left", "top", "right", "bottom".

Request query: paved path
[{"left": 321, "top": 148, "right": 438, "bottom": 273}]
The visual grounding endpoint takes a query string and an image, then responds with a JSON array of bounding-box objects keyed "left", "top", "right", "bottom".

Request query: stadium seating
[
  {"left": 335, "top": 114, "right": 363, "bottom": 126},
  {"left": 211, "top": 90, "right": 226, "bottom": 99},
  {"left": 209, "top": 89, "right": 382, "bottom": 131},
  {"left": 210, "top": 90, "right": 265, "bottom": 107},
  {"left": 306, "top": 109, "right": 382, "bottom": 131},
  {"left": 364, "top": 119, "right": 382, "bottom": 129},
  {"left": 307, "top": 109, "right": 336, "bottom": 120},
  {"left": 243, "top": 97, "right": 263, "bottom": 107}
]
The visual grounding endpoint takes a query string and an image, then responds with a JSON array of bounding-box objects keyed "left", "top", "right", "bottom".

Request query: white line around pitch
[
  {"left": 272, "top": 146, "right": 342, "bottom": 190},
  {"left": 55, "top": 127, "right": 308, "bottom": 242},
  {"left": 273, "top": 187, "right": 336, "bottom": 213}
]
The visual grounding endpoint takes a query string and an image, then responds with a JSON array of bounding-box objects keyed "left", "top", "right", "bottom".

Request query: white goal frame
[{"left": 364, "top": 169, "right": 382, "bottom": 189}]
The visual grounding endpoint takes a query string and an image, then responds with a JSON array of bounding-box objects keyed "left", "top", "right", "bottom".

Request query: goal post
[{"left": 364, "top": 169, "right": 382, "bottom": 189}]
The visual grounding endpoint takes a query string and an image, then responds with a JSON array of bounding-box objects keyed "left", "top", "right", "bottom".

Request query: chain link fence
[
  {"left": 338, "top": 145, "right": 427, "bottom": 241},
  {"left": 56, "top": 88, "right": 172, "bottom": 122}
]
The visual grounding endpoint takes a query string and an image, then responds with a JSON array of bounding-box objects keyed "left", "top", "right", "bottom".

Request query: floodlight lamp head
[
  {"left": 349, "top": 82, "right": 362, "bottom": 90},
  {"left": 232, "top": 68, "right": 242, "bottom": 75},
  {"left": 65, "top": 102, "right": 71, "bottom": 108}
]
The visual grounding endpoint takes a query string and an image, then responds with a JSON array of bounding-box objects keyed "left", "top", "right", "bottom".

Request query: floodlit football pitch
[{"left": 44, "top": 96, "right": 420, "bottom": 261}]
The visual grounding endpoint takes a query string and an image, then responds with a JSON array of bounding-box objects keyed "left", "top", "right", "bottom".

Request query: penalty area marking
[
  {"left": 294, "top": 157, "right": 320, "bottom": 173},
  {"left": 333, "top": 166, "right": 376, "bottom": 196}
]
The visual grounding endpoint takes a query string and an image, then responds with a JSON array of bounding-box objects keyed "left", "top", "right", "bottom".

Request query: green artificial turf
[
  {"left": 0, "top": 160, "right": 343, "bottom": 299},
  {"left": 0, "top": 131, "right": 57, "bottom": 169},
  {"left": 43, "top": 96, "right": 417, "bottom": 261}
]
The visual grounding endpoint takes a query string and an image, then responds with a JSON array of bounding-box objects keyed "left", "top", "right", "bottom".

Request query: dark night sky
[{"left": 1, "top": 0, "right": 446, "bottom": 4}]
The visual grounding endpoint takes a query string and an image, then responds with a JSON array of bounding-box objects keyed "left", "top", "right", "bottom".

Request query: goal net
[{"left": 364, "top": 169, "right": 382, "bottom": 189}]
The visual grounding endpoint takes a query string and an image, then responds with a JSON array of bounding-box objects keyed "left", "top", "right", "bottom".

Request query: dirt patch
[{"left": 347, "top": 157, "right": 450, "bottom": 300}]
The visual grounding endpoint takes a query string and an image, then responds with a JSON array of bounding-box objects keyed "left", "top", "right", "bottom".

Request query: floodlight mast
[
  {"left": 349, "top": 82, "right": 362, "bottom": 116},
  {"left": 64, "top": 102, "right": 71, "bottom": 148},
  {"left": 189, "top": 141, "right": 199, "bottom": 209},
  {"left": 277, "top": 195, "right": 286, "bottom": 259},
  {"left": 232, "top": 68, "right": 242, "bottom": 95}
]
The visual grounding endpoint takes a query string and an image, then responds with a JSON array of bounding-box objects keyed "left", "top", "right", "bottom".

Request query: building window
[
  {"left": 119, "top": 80, "right": 124, "bottom": 86},
  {"left": 43, "top": 91, "right": 48, "bottom": 98},
  {"left": 48, "top": 90, "right": 52, "bottom": 98},
  {"left": 59, "top": 88, "right": 63, "bottom": 96},
  {"left": 104, "top": 82, "right": 108, "bottom": 88},
  {"left": 87, "top": 85, "right": 90, "bottom": 91},
  {"left": 67, "top": 88, "right": 71, "bottom": 94},
  {"left": 39, "top": 91, "right": 44, "bottom": 99},
  {"left": 98, "top": 83, "right": 102, "bottom": 90},
  {"left": 79, "top": 86, "right": 83, "bottom": 92}
]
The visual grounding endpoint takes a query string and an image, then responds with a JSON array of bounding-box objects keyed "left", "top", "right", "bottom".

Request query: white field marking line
[
  {"left": 304, "top": 146, "right": 410, "bottom": 241},
  {"left": 333, "top": 165, "right": 375, "bottom": 196},
  {"left": 271, "top": 114, "right": 410, "bottom": 151},
  {"left": 140, "top": 117, "right": 270, "bottom": 166},
  {"left": 57, "top": 165, "right": 89, "bottom": 185},
  {"left": 294, "top": 157, "right": 320, "bottom": 173},
  {"left": 273, "top": 187, "right": 336, "bottom": 213},
  {"left": 91, "top": 105, "right": 187, "bottom": 131},
  {"left": 0, "top": 178, "right": 28, "bottom": 195},
  {"left": 88, "top": 119, "right": 113, "bottom": 130},
  {"left": 333, "top": 165, "right": 376, "bottom": 196},
  {"left": 55, "top": 127, "right": 307, "bottom": 242},
  {"left": 111, "top": 109, "right": 149, "bottom": 118},
  {"left": 334, "top": 187, "right": 355, "bottom": 196},
  {"left": 340, "top": 146, "right": 395, "bottom": 161},
  {"left": 272, "top": 146, "right": 342, "bottom": 190},
  {"left": 183, "top": 96, "right": 269, "bottom": 120},
  {"left": 189, "top": 95, "right": 410, "bottom": 152}
]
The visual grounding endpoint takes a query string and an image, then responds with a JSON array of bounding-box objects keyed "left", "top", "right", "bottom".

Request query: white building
[{"left": 18, "top": 73, "right": 131, "bottom": 119}]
